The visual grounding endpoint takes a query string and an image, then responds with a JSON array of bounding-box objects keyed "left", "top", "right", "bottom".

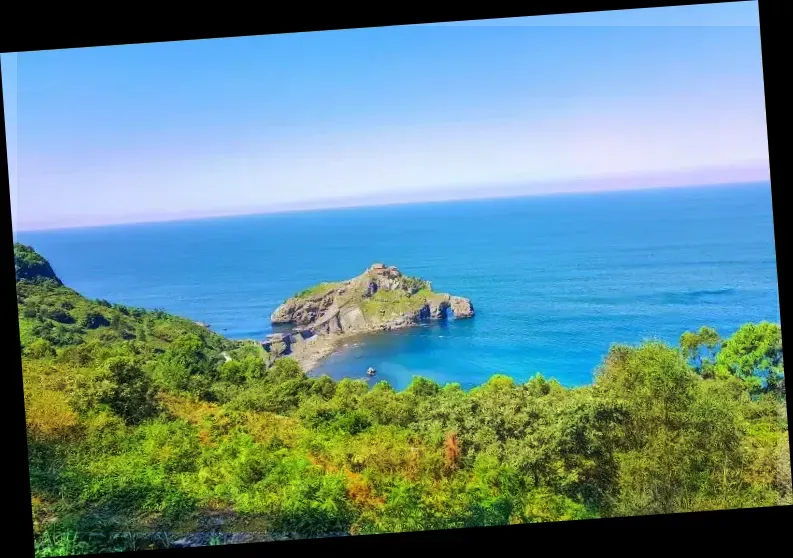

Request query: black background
[{"left": 1, "top": 1, "right": 789, "bottom": 556}]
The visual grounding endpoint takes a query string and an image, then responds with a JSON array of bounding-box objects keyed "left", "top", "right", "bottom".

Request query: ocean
[{"left": 15, "top": 182, "right": 781, "bottom": 390}]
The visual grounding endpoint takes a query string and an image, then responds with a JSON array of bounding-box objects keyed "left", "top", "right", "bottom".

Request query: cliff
[
  {"left": 14, "top": 243, "right": 63, "bottom": 285},
  {"left": 269, "top": 263, "right": 474, "bottom": 345}
]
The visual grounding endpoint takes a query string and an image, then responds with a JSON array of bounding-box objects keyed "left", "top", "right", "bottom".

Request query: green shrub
[{"left": 25, "top": 338, "right": 56, "bottom": 359}]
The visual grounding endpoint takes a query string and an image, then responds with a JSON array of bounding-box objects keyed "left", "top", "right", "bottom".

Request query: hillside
[
  {"left": 14, "top": 243, "right": 62, "bottom": 285},
  {"left": 14, "top": 244, "right": 790, "bottom": 556}
]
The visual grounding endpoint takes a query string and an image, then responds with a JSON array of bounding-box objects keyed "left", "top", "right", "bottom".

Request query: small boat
[{"left": 366, "top": 367, "right": 376, "bottom": 376}]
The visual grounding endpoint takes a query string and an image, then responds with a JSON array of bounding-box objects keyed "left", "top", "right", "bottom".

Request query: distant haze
[{"left": 2, "top": 1, "right": 769, "bottom": 231}]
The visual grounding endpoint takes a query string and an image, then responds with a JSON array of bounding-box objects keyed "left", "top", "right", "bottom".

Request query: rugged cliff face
[{"left": 270, "top": 263, "right": 474, "bottom": 339}]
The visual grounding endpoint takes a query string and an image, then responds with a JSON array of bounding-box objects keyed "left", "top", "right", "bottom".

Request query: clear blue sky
[{"left": 2, "top": 1, "right": 768, "bottom": 230}]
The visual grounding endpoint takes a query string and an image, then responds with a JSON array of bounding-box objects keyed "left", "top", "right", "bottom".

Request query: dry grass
[
  {"left": 237, "top": 411, "right": 304, "bottom": 446},
  {"left": 23, "top": 361, "right": 81, "bottom": 440},
  {"left": 159, "top": 392, "right": 221, "bottom": 424},
  {"left": 25, "top": 387, "right": 80, "bottom": 440}
]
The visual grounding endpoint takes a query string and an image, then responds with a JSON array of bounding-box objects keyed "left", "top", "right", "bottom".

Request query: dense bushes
[
  {"left": 15, "top": 245, "right": 790, "bottom": 555},
  {"left": 25, "top": 339, "right": 56, "bottom": 359}
]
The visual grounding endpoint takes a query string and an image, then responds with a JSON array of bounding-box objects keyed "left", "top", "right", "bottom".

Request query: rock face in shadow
[{"left": 269, "top": 263, "right": 475, "bottom": 338}]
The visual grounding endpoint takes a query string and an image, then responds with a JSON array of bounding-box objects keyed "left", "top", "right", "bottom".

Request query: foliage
[
  {"left": 16, "top": 246, "right": 790, "bottom": 556},
  {"left": 680, "top": 326, "right": 721, "bottom": 377},
  {"left": 152, "top": 333, "right": 217, "bottom": 395},
  {"left": 33, "top": 530, "right": 92, "bottom": 557},
  {"left": 715, "top": 322, "right": 783, "bottom": 394},
  {"left": 360, "top": 288, "right": 432, "bottom": 319},
  {"left": 25, "top": 338, "right": 57, "bottom": 359},
  {"left": 14, "top": 243, "right": 62, "bottom": 285},
  {"left": 294, "top": 282, "right": 342, "bottom": 299},
  {"left": 90, "top": 357, "right": 161, "bottom": 425},
  {"left": 399, "top": 275, "right": 430, "bottom": 294}
]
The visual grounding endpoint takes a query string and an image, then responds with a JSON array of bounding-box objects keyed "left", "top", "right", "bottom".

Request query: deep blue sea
[{"left": 16, "top": 182, "right": 781, "bottom": 390}]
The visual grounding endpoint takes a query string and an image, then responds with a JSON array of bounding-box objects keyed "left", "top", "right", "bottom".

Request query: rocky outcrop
[
  {"left": 425, "top": 293, "right": 475, "bottom": 321},
  {"left": 270, "top": 290, "right": 339, "bottom": 325},
  {"left": 450, "top": 296, "right": 475, "bottom": 318},
  {"left": 266, "top": 264, "right": 474, "bottom": 364},
  {"left": 14, "top": 243, "right": 62, "bottom": 285}
]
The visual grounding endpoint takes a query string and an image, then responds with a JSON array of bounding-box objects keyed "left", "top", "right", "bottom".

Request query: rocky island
[{"left": 263, "top": 263, "right": 474, "bottom": 371}]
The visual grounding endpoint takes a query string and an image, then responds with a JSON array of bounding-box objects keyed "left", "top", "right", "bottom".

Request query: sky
[{"left": 1, "top": 1, "right": 769, "bottom": 231}]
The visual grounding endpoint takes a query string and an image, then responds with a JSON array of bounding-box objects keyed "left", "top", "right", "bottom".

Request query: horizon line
[{"left": 12, "top": 176, "right": 771, "bottom": 235}]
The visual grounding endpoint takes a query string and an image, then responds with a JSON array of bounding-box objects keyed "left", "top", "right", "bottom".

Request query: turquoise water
[{"left": 16, "top": 183, "right": 780, "bottom": 390}]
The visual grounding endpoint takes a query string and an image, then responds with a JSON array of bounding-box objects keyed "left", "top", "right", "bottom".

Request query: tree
[
  {"left": 680, "top": 326, "right": 721, "bottom": 377},
  {"left": 595, "top": 342, "right": 700, "bottom": 514},
  {"left": 218, "top": 356, "right": 264, "bottom": 385},
  {"left": 524, "top": 373, "right": 560, "bottom": 397},
  {"left": 267, "top": 357, "right": 304, "bottom": 382},
  {"left": 716, "top": 322, "right": 783, "bottom": 394},
  {"left": 226, "top": 358, "right": 312, "bottom": 414},
  {"left": 153, "top": 333, "right": 214, "bottom": 393},
  {"left": 359, "top": 381, "right": 415, "bottom": 427},
  {"left": 406, "top": 377, "right": 441, "bottom": 398},
  {"left": 331, "top": 378, "right": 370, "bottom": 412},
  {"left": 100, "top": 357, "right": 160, "bottom": 424},
  {"left": 310, "top": 375, "right": 337, "bottom": 400},
  {"left": 595, "top": 341, "right": 758, "bottom": 515}
]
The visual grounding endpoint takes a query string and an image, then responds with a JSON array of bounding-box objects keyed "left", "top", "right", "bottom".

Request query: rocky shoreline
[
  {"left": 282, "top": 332, "right": 345, "bottom": 373},
  {"left": 263, "top": 263, "right": 474, "bottom": 372}
]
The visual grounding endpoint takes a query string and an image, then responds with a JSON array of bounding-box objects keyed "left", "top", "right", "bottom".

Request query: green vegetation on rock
[
  {"left": 16, "top": 244, "right": 790, "bottom": 555},
  {"left": 14, "top": 243, "right": 62, "bottom": 285},
  {"left": 294, "top": 282, "right": 342, "bottom": 299},
  {"left": 271, "top": 264, "right": 470, "bottom": 338},
  {"left": 360, "top": 287, "right": 432, "bottom": 319}
]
